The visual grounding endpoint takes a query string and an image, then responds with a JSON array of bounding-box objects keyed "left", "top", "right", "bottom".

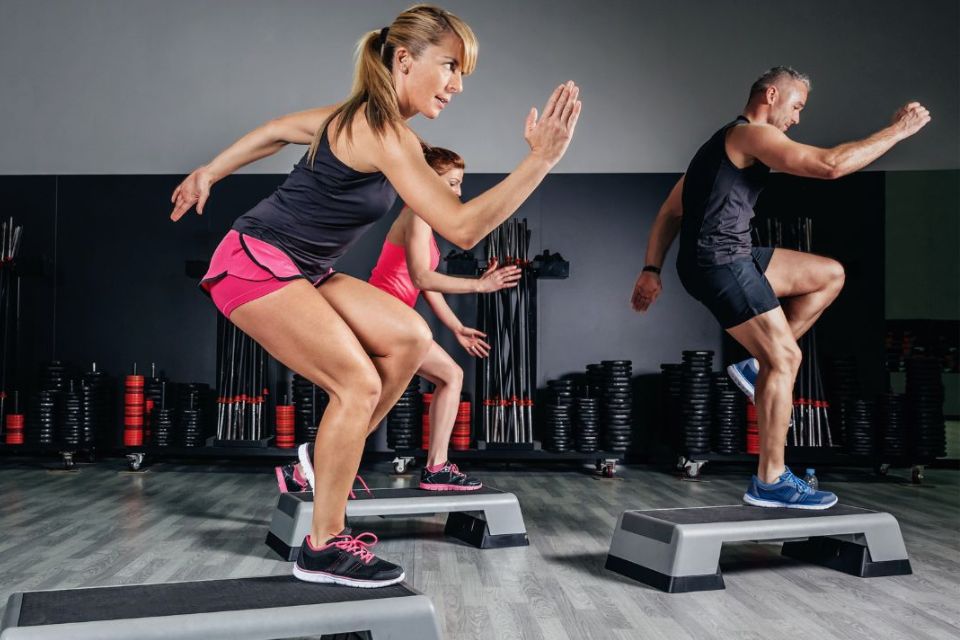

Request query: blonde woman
[
  {"left": 170, "top": 4, "right": 581, "bottom": 587},
  {"left": 277, "top": 144, "right": 520, "bottom": 496}
]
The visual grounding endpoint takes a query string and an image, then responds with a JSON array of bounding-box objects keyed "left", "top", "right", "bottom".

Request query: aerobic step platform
[
  {"left": 605, "top": 504, "right": 911, "bottom": 593},
  {"left": 1, "top": 576, "right": 441, "bottom": 640},
  {"left": 267, "top": 487, "right": 529, "bottom": 561}
]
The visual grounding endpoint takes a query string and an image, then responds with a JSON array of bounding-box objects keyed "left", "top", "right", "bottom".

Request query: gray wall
[{"left": 1, "top": 0, "right": 957, "bottom": 175}]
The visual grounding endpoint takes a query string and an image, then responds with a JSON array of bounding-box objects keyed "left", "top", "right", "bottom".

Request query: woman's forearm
[
  {"left": 423, "top": 291, "right": 463, "bottom": 332},
  {"left": 204, "top": 121, "right": 290, "bottom": 182},
  {"left": 412, "top": 269, "right": 480, "bottom": 295},
  {"left": 451, "top": 153, "right": 551, "bottom": 248}
]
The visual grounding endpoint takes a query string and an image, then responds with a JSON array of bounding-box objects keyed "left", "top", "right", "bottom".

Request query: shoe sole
[
  {"left": 726, "top": 364, "right": 756, "bottom": 404},
  {"left": 297, "top": 443, "right": 316, "bottom": 492},
  {"left": 742, "top": 493, "right": 838, "bottom": 510},
  {"left": 418, "top": 482, "right": 483, "bottom": 491},
  {"left": 274, "top": 466, "right": 289, "bottom": 494},
  {"left": 292, "top": 564, "right": 405, "bottom": 588}
]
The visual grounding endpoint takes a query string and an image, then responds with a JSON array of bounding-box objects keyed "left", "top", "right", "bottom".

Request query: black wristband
[{"left": 642, "top": 265, "right": 661, "bottom": 275}]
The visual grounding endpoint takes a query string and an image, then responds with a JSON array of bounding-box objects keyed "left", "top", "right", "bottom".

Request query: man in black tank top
[{"left": 631, "top": 66, "right": 930, "bottom": 508}]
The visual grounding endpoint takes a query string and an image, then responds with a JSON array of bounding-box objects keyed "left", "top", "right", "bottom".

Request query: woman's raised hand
[
  {"left": 524, "top": 81, "right": 582, "bottom": 168},
  {"left": 478, "top": 258, "right": 522, "bottom": 292},
  {"left": 170, "top": 166, "right": 216, "bottom": 221}
]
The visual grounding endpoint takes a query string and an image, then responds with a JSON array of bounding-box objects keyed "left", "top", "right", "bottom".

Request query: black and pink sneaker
[
  {"left": 292, "top": 530, "right": 405, "bottom": 588},
  {"left": 295, "top": 442, "right": 372, "bottom": 499},
  {"left": 274, "top": 463, "right": 309, "bottom": 493},
  {"left": 297, "top": 442, "right": 316, "bottom": 489},
  {"left": 419, "top": 462, "right": 482, "bottom": 491}
]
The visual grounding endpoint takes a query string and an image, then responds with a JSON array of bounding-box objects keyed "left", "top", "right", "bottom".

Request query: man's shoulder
[{"left": 726, "top": 122, "right": 782, "bottom": 153}]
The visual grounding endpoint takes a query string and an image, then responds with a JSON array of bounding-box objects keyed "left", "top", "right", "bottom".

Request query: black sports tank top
[
  {"left": 232, "top": 125, "right": 398, "bottom": 281},
  {"left": 678, "top": 116, "right": 769, "bottom": 267}
]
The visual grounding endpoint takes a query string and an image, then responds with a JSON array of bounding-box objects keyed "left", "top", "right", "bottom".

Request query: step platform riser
[
  {"left": 1, "top": 577, "right": 441, "bottom": 640},
  {"left": 606, "top": 504, "right": 911, "bottom": 593},
  {"left": 268, "top": 487, "right": 529, "bottom": 560}
]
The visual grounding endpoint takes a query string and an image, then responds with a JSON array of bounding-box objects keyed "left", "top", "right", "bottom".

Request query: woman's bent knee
[
  {"left": 398, "top": 317, "right": 433, "bottom": 359},
  {"left": 443, "top": 363, "right": 464, "bottom": 389},
  {"left": 328, "top": 369, "right": 382, "bottom": 417}
]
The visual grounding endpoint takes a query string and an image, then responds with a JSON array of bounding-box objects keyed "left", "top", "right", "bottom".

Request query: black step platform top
[
  {"left": 352, "top": 487, "right": 504, "bottom": 500},
  {"left": 286, "top": 487, "right": 504, "bottom": 503},
  {"left": 17, "top": 576, "right": 415, "bottom": 626},
  {"left": 630, "top": 504, "right": 873, "bottom": 526}
]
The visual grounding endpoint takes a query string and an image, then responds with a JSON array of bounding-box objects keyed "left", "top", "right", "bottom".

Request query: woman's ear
[{"left": 394, "top": 47, "right": 411, "bottom": 74}]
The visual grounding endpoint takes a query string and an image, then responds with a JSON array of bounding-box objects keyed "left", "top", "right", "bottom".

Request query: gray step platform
[
  {"left": 267, "top": 487, "right": 529, "bottom": 561},
  {"left": 605, "top": 504, "right": 912, "bottom": 593},
  {"left": 1, "top": 575, "right": 440, "bottom": 640}
]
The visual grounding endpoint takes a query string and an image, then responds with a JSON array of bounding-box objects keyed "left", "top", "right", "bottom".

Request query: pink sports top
[{"left": 368, "top": 235, "right": 441, "bottom": 307}]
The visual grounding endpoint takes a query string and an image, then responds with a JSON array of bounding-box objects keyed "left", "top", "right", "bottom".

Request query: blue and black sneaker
[
  {"left": 743, "top": 467, "right": 838, "bottom": 510},
  {"left": 727, "top": 357, "right": 759, "bottom": 403}
]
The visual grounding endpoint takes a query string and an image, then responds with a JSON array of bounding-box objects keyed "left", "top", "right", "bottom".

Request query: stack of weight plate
[
  {"left": 152, "top": 407, "right": 175, "bottom": 448},
  {"left": 875, "top": 391, "right": 907, "bottom": 459},
  {"left": 80, "top": 364, "right": 111, "bottom": 449},
  {"left": 905, "top": 356, "right": 947, "bottom": 459},
  {"left": 547, "top": 379, "right": 575, "bottom": 407},
  {"left": 28, "top": 391, "right": 57, "bottom": 445},
  {"left": 450, "top": 400, "right": 471, "bottom": 451},
  {"left": 60, "top": 381, "right": 82, "bottom": 448},
  {"left": 144, "top": 373, "right": 167, "bottom": 443},
  {"left": 681, "top": 351, "right": 713, "bottom": 455},
  {"left": 585, "top": 364, "right": 603, "bottom": 398},
  {"left": 659, "top": 364, "right": 683, "bottom": 450},
  {"left": 293, "top": 374, "right": 329, "bottom": 443},
  {"left": 39, "top": 361, "right": 70, "bottom": 393},
  {"left": 600, "top": 360, "right": 632, "bottom": 452},
  {"left": 884, "top": 331, "right": 905, "bottom": 372},
  {"left": 844, "top": 399, "right": 874, "bottom": 456},
  {"left": 387, "top": 376, "right": 421, "bottom": 450},
  {"left": 825, "top": 355, "right": 860, "bottom": 447},
  {"left": 574, "top": 397, "right": 599, "bottom": 453},
  {"left": 178, "top": 383, "right": 208, "bottom": 447},
  {"left": 544, "top": 379, "right": 574, "bottom": 452},
  {"left": 713, "top": 372, "right": 745, "bottom": 454}
]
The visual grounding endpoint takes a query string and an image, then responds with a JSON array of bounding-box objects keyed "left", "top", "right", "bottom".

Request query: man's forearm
[
  {"left": 822, "top": 125, "right": 904, "bottom": 179},
  {"left": 644, "top": 211, "right": 682, "bottom": 267}
]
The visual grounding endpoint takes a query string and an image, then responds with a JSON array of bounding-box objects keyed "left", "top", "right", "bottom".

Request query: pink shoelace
[
  {"left": 348, "top": 474, "right": 372, "bottom": 500},
  {"left": 332, "top": 532, "right": 379, "bottom": 564}
]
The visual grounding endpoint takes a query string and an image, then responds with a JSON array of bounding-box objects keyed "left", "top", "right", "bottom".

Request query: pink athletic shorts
[{"left": 200, "top": 230, "right": 332, "bottom": 318}]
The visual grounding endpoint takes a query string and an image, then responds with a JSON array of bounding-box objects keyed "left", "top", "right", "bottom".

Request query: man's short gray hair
[{"left": 749, "top": 66, "right": 811, "bottom": 98}]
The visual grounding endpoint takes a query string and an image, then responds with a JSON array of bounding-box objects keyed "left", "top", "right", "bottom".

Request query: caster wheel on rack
[
  {"left": 126, "top": 453, "right": 145, "bottom": 471},
  {"left": 681, "top": 458, "right": 707, "bottom": 479},
  {"left": 911, "top": 465, "right": 924, "bottom": 484},
  {"left": 392, "top": 456, "right": 415, "bottom": 475},
  {"left": 599, "top": 458, "right": 618, "bottom": 478},
  {"left": 876, "top": 463, "right": 890, "bottom": 476}
]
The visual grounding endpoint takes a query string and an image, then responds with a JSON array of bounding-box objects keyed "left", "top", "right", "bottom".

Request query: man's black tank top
[
  {"left": 232, "top": 126, "right": 398, "bottom": 282},
  {"left": 678, "top": 116, "right": 769, "bottom": 268}
]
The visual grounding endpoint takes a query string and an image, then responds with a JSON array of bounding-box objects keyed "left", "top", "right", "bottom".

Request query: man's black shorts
[{"left": 677, "top": 247, "right": 779, "bottom": 329}]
